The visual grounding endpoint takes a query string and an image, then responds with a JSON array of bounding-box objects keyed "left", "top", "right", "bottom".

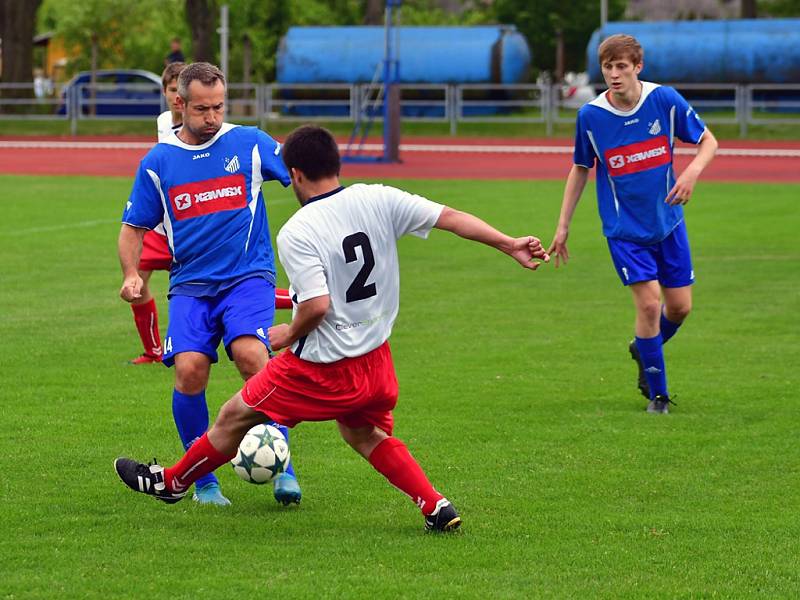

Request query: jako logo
[
  {"left": 168, "top": 174, "right": 247, "bottom": 221},
  {"left": 192, "top": 152, "right": 210, "bottom": 160},
  {"left": 174, "top": 192, "right": 192, "bottom": 211}
]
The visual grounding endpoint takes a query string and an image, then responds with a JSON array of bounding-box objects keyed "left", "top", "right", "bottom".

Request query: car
[{"left": 58, "top": 69, "right": 163, "bottom": 116}]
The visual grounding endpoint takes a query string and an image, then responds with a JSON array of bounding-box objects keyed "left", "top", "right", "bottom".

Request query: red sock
[
  {"left": 368, "top": 437, "right": 445, "bottom": 515},
  {"left": 275, "top": 287, "right": 293, "bottom": 310},
  {"left": 164, "top": 433, "right": 235, "bottom": 493},
  {"left": 131, "top": 298, "right": 162, "bottom": 358}
]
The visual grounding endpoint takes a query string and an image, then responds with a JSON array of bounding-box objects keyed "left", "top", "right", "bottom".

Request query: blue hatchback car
[{"left": 59, "top": 69, "right": 163, "bottom": 116}]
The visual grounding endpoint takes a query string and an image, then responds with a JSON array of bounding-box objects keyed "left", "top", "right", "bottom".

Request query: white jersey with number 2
[{"left": 277, "top": 183, "right": 444, "bottom": 363}]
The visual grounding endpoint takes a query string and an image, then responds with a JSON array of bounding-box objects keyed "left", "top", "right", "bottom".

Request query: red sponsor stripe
[
  {"left": 604, "top": 135, "right": 671, "bottom": 177},
  {"left": 169, "top": 173, "right": 247, "bottom": 221}
]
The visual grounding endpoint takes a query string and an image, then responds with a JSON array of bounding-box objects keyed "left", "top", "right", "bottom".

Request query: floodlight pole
[
  {"left": 600, "top": 0, "right": 608, "bottom": 29},
  {"left": 383, "top": 0, "right": 401, "bottom": 163}
]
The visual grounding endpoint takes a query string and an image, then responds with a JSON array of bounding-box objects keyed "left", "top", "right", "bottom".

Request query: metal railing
[{"left": 1, "top": 81, "right": 799, "bottom": 138}]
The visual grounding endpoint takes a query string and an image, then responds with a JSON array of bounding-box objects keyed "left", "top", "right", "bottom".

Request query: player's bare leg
[
  {"left": 230, "top": 336, "right": 301, "bottom": 505},
  {"left": 662, "top": 284, "right": 692, "bottom": 334},
  {"left": 339, "top": 422, "right": 461, "bottom": 532},
  {"left": 129, "top": 270, "right": 163, "bottom": 364},
  {"left": 630, "top": 281, "right": 673, "bottom": 413}
]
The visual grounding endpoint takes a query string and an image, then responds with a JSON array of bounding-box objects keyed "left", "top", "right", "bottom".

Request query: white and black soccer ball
[{"left": 230, "top": 424, "right": 290, "bottom": 484}]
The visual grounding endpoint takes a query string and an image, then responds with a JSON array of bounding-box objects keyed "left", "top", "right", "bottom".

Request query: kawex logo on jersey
[
  {"left": 168, "top": 174, "right": 247, "bottom": 220},
  {"left": 604, "top": 135, "right": 671, "bottom": 177}
]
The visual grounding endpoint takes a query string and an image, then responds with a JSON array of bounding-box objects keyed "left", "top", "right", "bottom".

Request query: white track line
[
  {"left": 1, "top": 139, "right": 799, "bottom": 157},
  {"left": 3, "top": 218, "right": 118, "bottom": 236}
]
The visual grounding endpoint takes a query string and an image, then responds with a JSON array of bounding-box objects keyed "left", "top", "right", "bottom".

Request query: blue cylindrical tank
[
  {"left": 277, "top": 26, "right": 531, "bottom": 84},
  {"left": 587, "top": 20, "right": 800, "bottom": 83}
]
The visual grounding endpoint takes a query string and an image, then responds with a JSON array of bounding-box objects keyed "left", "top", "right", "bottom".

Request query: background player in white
[
  {"left": 114, "top": 124, "right": 551, "bottom": 532},
  {"left": 117, "top": 63, "right": 301, "bottom": 506},
  {"left": 548, "top": 34, "right": 718, "bottom": 413},
  {"left": 127, "top": 62, "right": 184, "bottom": 365}
]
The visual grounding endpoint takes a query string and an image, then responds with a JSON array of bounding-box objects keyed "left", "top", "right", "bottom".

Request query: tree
[
  {"left": 40, "top": 0, "right": 187, "bottom": 76},
  {"left": 0, "top": 0, "right": 43, "bottom": 85},
  {"left": 186, "top": 0, "right": 216, "bottom": 62},
  {"left": 492, "top": 0, "right": 626, "bottom": 77}
]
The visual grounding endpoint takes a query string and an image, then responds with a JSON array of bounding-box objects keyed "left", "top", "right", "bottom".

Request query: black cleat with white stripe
[
  {"left": 114, "top": 458, "right": 187, "bottom": 504},
  {"left": 424, "top": 498, "right": 462, "bottom": 533}
]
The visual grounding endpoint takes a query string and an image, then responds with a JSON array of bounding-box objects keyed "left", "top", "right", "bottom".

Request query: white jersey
[
  {"left": 152, "top": 112, "right": 182, "bottom": 236},
  {"left": 156, "top": 111, "right": 181, "bottom": 143},
  {"left": 277, "top": 183, "right": 444, "bottom": 363}
]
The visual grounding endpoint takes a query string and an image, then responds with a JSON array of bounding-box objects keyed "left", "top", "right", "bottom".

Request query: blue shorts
[
  {"left": 606, "top": 221, "right": 695, "bottom": 288},
  {"left": 163, "top": 276, "right": 276, "bottom": 367}
]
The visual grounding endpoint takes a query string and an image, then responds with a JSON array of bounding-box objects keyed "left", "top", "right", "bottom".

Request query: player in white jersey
[
  {"left": 114, "top": 125, "right": 551, "bottom": 532},
  {"left": 128, "top": 62, "right": 185, "bottom": 365}
]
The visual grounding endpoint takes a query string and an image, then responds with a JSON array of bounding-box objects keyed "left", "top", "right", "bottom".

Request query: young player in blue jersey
[
  {"left": 548, "top": 34, "right": 718, "bottom": 414},
  {"left": 117, "top": 62, "right": 302, "bottom": 505}
]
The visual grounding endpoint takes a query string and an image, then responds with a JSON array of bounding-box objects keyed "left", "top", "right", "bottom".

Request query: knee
[
  {"left": 235, "top": 354, "right": 263, "bottom": 381},
  {"left": 665, "top": 300, "right": 692, "bottom": 323},
  {"left": 216, "top": 395, "right": 258, "bottom": 436},
  {"left": 638, "top": 299, "right": 662, "bottom": 324},
  {"left": 175, "top": 361, "right": 209, "bottom": 394}
]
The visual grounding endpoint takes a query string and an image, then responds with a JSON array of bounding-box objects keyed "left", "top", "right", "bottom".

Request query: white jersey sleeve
[
  {"left": 277, "top": 225, "right": 329, "bottom": 304},
  {"left": 156, "top": 111, "right": 178, "bottom": 143},
  {"left": 276, "top": 184, "right": 443, "bottom": 363}
]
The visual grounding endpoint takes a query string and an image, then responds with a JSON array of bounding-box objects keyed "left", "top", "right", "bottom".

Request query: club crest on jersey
[
  {"left": 604, "top": 135, "right": 671, "bottom": 177},
  {"left": 168, "top": 174, "right": 247, "bottom": 220},
  {"left": 224, "top": 155, "right": 240, "bottom": 173},
  {"left": 648, "top": 119, "right": 661, "bottom": 135}
]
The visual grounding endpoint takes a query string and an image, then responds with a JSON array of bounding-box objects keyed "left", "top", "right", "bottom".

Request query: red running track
[{"left": 0, "top": 136, "right": 798, "bottom": 182}]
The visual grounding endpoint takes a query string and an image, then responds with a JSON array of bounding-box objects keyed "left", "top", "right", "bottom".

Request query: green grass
[
  {"left": 1, "top": 175, "right": 799, "bottom": 598},
  {"left": 2, "top": 116, "right": 800, "bottom": 140}
]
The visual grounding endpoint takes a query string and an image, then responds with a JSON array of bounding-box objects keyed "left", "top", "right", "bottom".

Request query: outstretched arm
[
  {"left": 665, "top": 128, "right": 718, "bottom": 205},
  {"left": 434, "top": 207, "right": 549, "bottom": 270},
  {"left": 118, "top": 224, "right": 146, "bottom": 302},
  {"left": 548, "top": 164, "right": 589, "bottom": 268}
]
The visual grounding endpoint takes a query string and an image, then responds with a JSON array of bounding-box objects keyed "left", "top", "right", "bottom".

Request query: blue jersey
[
  {"left": 574, "top": 82, "right": 707, "bottom": 244},
  {"left": 123, "top": 124, "right": 290, "bottom": 295}
]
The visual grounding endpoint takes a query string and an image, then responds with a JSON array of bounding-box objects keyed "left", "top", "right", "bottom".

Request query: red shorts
[
  {"left": 241, "top": 341, "right": 399, "bottom": 435},
  {"left": 138, "top": 230, "right": 172, "bottom": 272}
]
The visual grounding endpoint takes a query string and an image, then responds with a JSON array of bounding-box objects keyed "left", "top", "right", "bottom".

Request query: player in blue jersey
[
  {"left": 548, "top": 34, "right": 718, "bottom": 414},
  {"left": 117, "top": 62, "right": 302, "bottom": 504}
]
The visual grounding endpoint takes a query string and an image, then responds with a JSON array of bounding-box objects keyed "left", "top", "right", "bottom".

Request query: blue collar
[{"left": 305, "top": 185, "right": 345, "bottom": 205}]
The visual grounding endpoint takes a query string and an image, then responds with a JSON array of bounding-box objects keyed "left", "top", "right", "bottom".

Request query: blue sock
[
  {"left": 634, "top": 334, "right": 668, "bottom": 399},
  {"left": 660, "top": 310, "right": 682, "bottom": 344},
  {"left": 271, "top": 423, "right": 296, "bottom": 478},
  {"left": 172, "top": 389, "right": 218, "bottom": 489}
]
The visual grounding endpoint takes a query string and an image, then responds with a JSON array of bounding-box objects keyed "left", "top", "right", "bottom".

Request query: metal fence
[{"left": 1, "top": 81, "right": 799, "bottom": 137}]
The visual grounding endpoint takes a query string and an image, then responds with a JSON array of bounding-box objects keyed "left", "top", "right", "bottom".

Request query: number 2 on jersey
[{"left": 342, "top": 232, "right": 377, "bottom": 302}]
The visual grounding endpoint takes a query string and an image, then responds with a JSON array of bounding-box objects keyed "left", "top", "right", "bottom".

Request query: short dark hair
[
  {"left": 282, "top": 125, "right": 340, "bottom": 181},
  {"left": 177, "top": 62, "right": 226, "bottom": 101},
  {"left": 161, "top": 62, "right": 185, "bottom": 89},
  {"left": 598, "top": 34, "right": 643, "bottom": 66}
]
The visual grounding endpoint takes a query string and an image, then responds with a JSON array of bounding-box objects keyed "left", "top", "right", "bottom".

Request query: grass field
[{"left": 1, "top": 174, "right": 798, "bottom": 598}]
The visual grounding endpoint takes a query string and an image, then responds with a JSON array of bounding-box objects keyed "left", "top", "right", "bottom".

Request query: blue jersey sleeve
[
  {"left": 666, "top": 87, "right": 707, "bottom": 144},
  {"left": 573, "top": 109, "right": 596, "bottom": 168},
  {"left": 256, "top": 130, "right": 291, "bottom": 187},
  {"left": 122, "top": 161, "right": 164, "bottom": 229}
]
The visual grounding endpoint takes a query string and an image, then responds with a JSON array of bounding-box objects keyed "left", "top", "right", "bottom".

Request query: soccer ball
[{"left": 230, "top": 424, "right": 290, "bottom": 484}]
